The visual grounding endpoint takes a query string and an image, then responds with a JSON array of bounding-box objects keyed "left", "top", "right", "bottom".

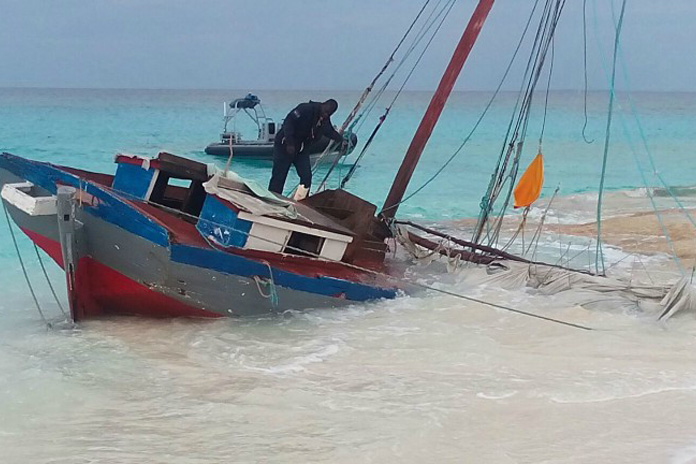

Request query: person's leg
[
  {"left": 268, "top": 142, "right": 292, "bottom": 194},
  {"left": 293, "top": 150, "right": 312, "bottom": 190}
]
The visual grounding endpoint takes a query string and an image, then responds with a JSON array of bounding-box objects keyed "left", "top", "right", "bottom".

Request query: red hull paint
[{"left": 21, "top": 228, "right": 222, "bottom": 320}]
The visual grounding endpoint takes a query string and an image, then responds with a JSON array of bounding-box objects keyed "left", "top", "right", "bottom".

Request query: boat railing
[{"left": 222, "top": 95, "right": 273, "bottom": 142}]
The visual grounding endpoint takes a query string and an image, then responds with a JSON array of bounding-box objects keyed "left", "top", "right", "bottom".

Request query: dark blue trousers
[{"left": 268, "top": 140, "right": 312, "bottom": 195}]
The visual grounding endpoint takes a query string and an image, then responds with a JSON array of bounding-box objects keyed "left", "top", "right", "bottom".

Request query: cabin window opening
[
  {"left": 285, "top": 231, "right": 324, "bottom": 257},
  {"left": 149, "top": 175, "right": 206, "bottom": 219}
]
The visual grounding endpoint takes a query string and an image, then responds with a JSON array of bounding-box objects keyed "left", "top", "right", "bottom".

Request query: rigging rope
[
  {"left": 3, "top": 202, "right": 51, "bottom": 328},
  {"left": 473, "top": 0, "right": 567, "bottom": 248},
  {"left": 610, "top": 1, "right": 695, "bottom": 279},
  {"left": 591, "top": 8, "right": 688, "bottom": 277},
  {"left": 297, "top": 0, "right": 437, "bottom": 187},
  {"left": 618, "top": 116, "right": 686, "bottom": 276},
  {"left": 594, "top": 0, "right": 627, "bottom": 276},
  {"left": 288, "top": 0, "right": 450, "bottom": 197},
  {"left": 581, "top": 0, "right": 595, "bottom": 144},
  {"left": 583, "top": 0, "right": 689, "bottom": 279},
  {"left": 609, "top": 9, "right": 696, "bottom": 234},
  {"left": 307, "top": 0, "right": 445, "bottom": 176},
  {"left": 337, "top": 0, "right": 459, "bottom": 190},
  {"left": 347, "top": 0, "right": 453, "bottom": 138},
  {"left": 472, "top": 0, "right": 561, "bottom": 246},
  {"left": 378, "top": 0, "right": 544, "bottom": 217},
  {"left": 539, "top": 37, "right": 554, "bottom": 145},
  {"left": 339, "top": 0, "right": 434, "bottom": 135},
  {"left": 485, "top": 2, "right": 563, "bottom": 245},
  {"left": 525, "top": 186, "right": 559, "bottom": 258},
  {"left": 316, "top": 0, "right": 458, "bottom": 192},
  {"left": 33, "top": 243, "right": 69, "bottom": 319}
]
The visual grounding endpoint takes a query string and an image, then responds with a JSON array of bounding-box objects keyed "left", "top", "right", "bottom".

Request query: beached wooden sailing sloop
[{"left": 2, "top": 0, "right": 695, "bottom": 324}]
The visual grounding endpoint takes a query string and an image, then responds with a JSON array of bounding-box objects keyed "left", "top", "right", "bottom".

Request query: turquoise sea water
[
  {"left": 1, "top": 88, "right": 696, "bottom": 463},
  {"left": 2, "top": 88, "right": 694, "bottom": 221}
]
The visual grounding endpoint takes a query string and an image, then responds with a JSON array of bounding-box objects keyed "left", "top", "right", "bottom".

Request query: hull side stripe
[
  {"left": 171, "top": 244, "right": 396, "bottom": 301},
  {"left": 0, "top": 153, "right": 169, "bottom": 246}
]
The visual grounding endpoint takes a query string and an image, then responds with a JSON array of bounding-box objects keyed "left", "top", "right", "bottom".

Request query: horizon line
[{"left": 0, "top": 86, "right": 693, "bottom": 94}]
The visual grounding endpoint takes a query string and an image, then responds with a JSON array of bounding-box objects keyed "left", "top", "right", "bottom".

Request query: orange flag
[{"left": 513, "top": 153, "right": 544, "bottom": 209}]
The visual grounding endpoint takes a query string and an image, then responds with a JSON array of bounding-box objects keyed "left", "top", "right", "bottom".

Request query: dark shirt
[{"left": 277, "top": 101, "right": 342, "bottom": 148}]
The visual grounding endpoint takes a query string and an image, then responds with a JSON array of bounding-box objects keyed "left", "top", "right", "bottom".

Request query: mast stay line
[{"left": 380, "top": 0, "right": 495, "bottom": 222}]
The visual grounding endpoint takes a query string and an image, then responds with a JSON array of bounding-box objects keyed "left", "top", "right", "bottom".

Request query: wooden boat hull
[{"left": 0, "top": 153, "right": 398, "bottom": 320}]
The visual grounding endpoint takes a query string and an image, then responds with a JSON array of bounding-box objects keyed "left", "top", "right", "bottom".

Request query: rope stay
[
  {"left": 581, "top": 0, "right": 595, "bottom": 144},
  {"left": 620, "top": 120, "right": 685, "bottom": 276},
  {"left": 3, "top": 202, "right": 52, "bottom": 328},
  {"left": 539, "top": 37, "right": 554, "bottom": 146},
  {"left": 339, "top": 0, "right": 434, "bottom": 134},
  {"left": 607, "top": 0, "right": 696, "bottom": 240},
  {"left": 299, "top": 0, "right": 437, "bottom": 189},
  {"left": 338, "top": 0, "right": 460, "bottom": 190},
  {"left": 346, "top": 0, "right": 456, "bottom": 140},
  {"left": 472, "top": 0, "right": 567, "bottom": 249},
  {"left": 378, "top": 0, "right": 545, "bottom": 217},
  {"left": 33, "top": 243, "right": 69, "bottom": 319},
  {"left": 290, "top": 0, "right": 456, "bottom": 196},
  {"left": 587, "top": 9, "right": 688, "bottom": 277},
  {"left": 472, "top": 0, "right": 560, "bottom": 247},
  {"left": 306, "top": 0, "right": 445, "bottom": 186},
  {"left": 315, "top": 0, "right": 458, "bottom": 192},
  {"left": 594, "top": 0, "right": 627, "bottom": 276}
]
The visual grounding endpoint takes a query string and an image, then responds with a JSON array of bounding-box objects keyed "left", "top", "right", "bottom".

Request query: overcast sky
[{"left": 0, "top": 0, "right": 692, "bottom": 91}]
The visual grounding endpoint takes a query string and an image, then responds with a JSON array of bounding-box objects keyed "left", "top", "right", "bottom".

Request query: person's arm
[
  {"left": 282, "top": 109, "right": 299, "bottom": 154},
  {"left": 321, "top": 117, "right": 344, "bottom": 144}
]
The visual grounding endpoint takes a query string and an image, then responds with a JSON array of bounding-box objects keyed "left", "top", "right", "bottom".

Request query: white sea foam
[
  {"left": 242, "top": 342, "right": 342, "bottom": 375},
  {"left": 623, "top": 187, "right": 651, "bottom": 198},
  {"left": 476, "top": 391, "right": 518, "bottom": 400},
  {"left": 671, "top": 442, "right": 696, "bottom": 464}
]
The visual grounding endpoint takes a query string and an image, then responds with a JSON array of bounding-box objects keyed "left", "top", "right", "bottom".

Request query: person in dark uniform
[{"left": 268, "top": 99, "right": 346, "bottom": 196}]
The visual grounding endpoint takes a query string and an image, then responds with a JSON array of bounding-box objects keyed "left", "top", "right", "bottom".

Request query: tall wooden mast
[{"left": 380, "top": 0, "right": 495, "bottom": 221}]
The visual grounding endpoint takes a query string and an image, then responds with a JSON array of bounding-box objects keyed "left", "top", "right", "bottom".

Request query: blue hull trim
[
  {"left": 0, "top": 153, "right": 170, "bottom": 247},
  {"left": 170, "top": 244, "right": 397, "bottom": 302}
]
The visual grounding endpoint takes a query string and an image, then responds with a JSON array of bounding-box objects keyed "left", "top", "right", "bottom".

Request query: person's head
[{"left": 320, "top": 99, "right": 338, "bottom": 118}]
